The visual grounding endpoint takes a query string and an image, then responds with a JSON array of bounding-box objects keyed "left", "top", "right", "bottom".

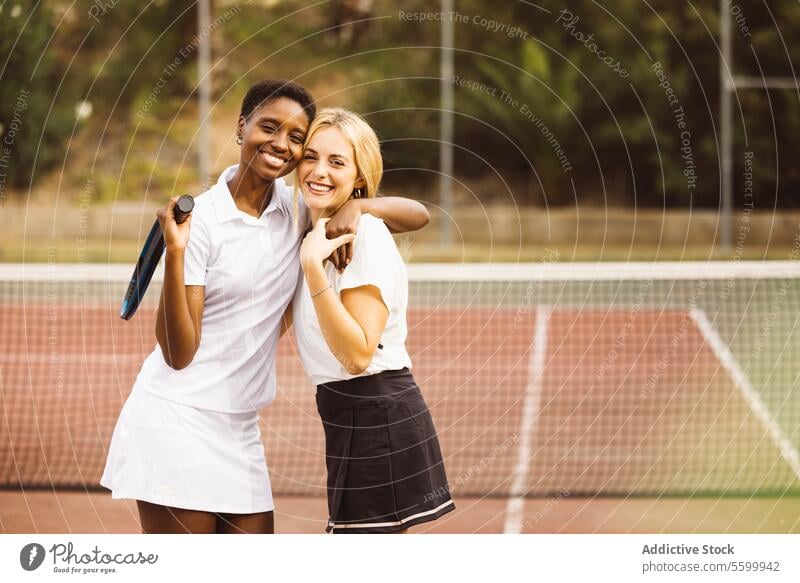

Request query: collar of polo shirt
[{"left": 212, "top": 164, "right": 291, "bottom": 225}]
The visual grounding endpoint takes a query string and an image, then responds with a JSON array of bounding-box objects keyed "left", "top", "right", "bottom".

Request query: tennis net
[{"left": 1, "top": 262, "right": 799, "bottom": 497}]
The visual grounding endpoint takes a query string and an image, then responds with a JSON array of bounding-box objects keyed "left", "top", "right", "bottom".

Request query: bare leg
[
  {"left": 137, "top": 500, "right": 217, "bottom": 534},
  {"left": 216, "top": 511, "right": 275, "bottom": 534}
]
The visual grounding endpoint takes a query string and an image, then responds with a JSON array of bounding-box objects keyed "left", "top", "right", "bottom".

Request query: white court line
[
  {"left": 503, "top": 306, "right": 551, "bottom": 534},
  {"left": 689, "top": 308, "right": 800, "bottom": 482}
]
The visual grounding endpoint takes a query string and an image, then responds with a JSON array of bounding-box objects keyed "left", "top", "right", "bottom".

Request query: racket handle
[{"left": 173, "top": 194, "right": 194, "bottom": 224}]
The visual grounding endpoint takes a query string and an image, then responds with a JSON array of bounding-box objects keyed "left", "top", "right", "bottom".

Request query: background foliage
[{"left": 1, "top": 0, "right": 798, "bottom": 208}]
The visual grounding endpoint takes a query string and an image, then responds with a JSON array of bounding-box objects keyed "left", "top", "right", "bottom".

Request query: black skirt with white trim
[{"left": 315, "top": 368, "right": 455, "bottom": 533}]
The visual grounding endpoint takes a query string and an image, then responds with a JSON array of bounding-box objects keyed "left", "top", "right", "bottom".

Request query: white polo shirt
[
  {"left": 292, "top": 214, "right": 412, "bottom": 386},
  {"left": 134, "top": 164, "right": 307, "bottom": 413}
]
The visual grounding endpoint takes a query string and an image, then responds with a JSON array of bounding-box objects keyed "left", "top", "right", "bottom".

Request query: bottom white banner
[{"left": 1, "top": 534, "right": 797, "bottom": 582}]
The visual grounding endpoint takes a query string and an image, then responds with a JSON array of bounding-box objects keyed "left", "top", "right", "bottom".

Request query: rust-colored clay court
[{"left": 2, "top": 264, "right": 799, "bottom": 533}]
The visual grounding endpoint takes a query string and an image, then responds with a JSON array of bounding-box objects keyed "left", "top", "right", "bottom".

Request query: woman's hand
[
  {"left": 301, "top": 217, "right": 355, "bottom": 271},
  {"left": 325, "top": 199, "right": 362, "bottom": 271},
  {"left": 157, "top": 196, "right": 192, "bottom": 251}
]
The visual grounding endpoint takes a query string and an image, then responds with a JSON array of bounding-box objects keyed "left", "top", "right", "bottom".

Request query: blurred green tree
[
  {"left": 0, "top": 2, "right": 75, "bottom": 190},
  {"left": 3, "top": 0, "right": 798, "bottom": 208}
]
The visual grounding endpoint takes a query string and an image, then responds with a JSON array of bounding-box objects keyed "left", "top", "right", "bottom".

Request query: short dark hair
[{"left": 239, "top": 79, "right": 315, "bottom": 123}]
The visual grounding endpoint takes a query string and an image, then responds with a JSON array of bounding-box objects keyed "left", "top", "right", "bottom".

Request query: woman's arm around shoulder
[{"left": 324, "top": 196, "right": 428, "bottom": 269}]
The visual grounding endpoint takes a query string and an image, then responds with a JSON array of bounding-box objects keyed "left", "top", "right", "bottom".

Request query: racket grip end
[{"left": 173, "top": 195, "right": 195, "bottom": 225}]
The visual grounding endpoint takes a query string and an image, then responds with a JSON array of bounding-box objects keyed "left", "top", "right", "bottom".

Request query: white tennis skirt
[{"left": 100, "top": 387, "right": 274, "bottom": 514}]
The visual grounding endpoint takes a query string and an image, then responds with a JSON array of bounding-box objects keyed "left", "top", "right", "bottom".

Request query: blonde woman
[{"left": 287, "top": 109, "right": 454, "bottom": 533}]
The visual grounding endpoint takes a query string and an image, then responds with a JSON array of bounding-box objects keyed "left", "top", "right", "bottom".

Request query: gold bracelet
[{"left": 310, "top": 284, "right": 331, "bottom": 298}]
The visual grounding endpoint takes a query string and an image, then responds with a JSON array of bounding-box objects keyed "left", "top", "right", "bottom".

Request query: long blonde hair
[{"left": 293, "top": 108, "right": 383, "bottom": 229}]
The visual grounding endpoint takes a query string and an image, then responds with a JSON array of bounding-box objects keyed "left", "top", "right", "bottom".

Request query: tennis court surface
[{"left": 2, "top": 263, "right": 799, "bottom": 533}]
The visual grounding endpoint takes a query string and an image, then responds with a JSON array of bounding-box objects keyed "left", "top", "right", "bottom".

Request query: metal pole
[
  {"left": 439, "top": 0, "right": 454, "bottom": 247},
  {"left": 198, "top": 0, "right": 212, "bottom": 187},
  {"left": 720, "top": 0, "right": 733, "bottom": 251}
]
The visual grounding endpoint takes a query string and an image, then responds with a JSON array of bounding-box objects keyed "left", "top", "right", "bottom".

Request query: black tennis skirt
[{"left": 315, "top": 368, "right": 455, "bottom": 533}]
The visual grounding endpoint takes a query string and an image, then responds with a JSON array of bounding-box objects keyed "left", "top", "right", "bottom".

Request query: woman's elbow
[
  {"left": 166, "top": 358, "right": 191, "bottom": 371},
  {"left": 343, "top": 353, "right": 372, "bottom": 376},
  {"left": 158, "top": 342, "right": 197, "bottom": 371},
  {"left": 415, "top": 205, "right": 431, "bottom": 230},
  {"left": 163, "top": 354, "right": 193, "bottom": 371}
]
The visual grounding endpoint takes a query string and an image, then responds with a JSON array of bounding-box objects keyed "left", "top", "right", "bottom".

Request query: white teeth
[
  {"left": 307, "top": 182, "right": 333, "bottom": 194},
  {"left": 261, "top": 151, "right": 285, "bottom": 165}
]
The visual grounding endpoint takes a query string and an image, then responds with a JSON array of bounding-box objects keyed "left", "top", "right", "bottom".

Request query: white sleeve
[
  {"left": 181, "top": 213, "right": 211, "bottom": 286},
  {"left": 338, "top": 217, "right": 400, "bottom": 310}
]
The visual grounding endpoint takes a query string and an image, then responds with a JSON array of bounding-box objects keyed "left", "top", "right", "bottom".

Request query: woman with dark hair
[{"left": 100, "top": 80, "right": 429, "bottom": 534}]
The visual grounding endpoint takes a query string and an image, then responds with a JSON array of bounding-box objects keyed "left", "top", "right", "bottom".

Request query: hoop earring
[{"left": 236, "top": 136, "right": 243, "bottom": 145}]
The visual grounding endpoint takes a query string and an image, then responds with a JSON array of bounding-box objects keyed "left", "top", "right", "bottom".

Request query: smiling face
[
  {"left": 298, "top": 126, "right": 364, "bottom": 216},
  {"left": 237, "top": 97, "right": 310, "bottom": 181}
]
